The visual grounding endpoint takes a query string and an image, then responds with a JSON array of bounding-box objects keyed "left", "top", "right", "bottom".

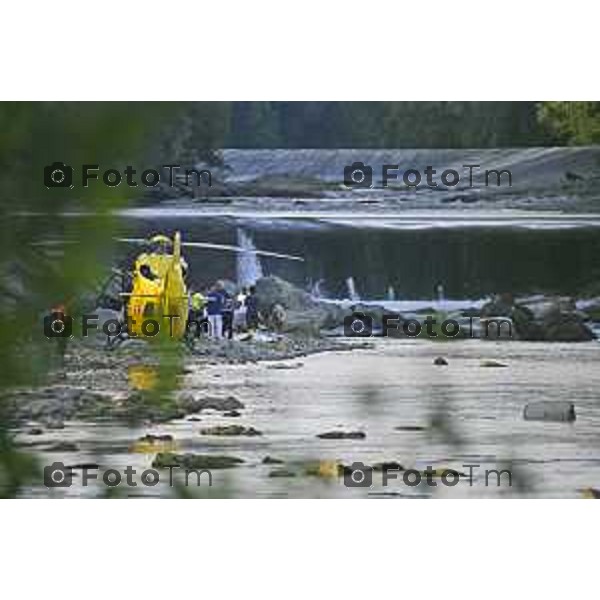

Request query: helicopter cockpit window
[
  {"left": 139, "top": 264, "right": 158, "bottom": 281},
  {"left": 149, "top": 241, "right": 173, "bottom": 255}
]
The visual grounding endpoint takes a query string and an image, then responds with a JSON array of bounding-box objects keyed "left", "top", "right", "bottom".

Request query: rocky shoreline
[
  {"left": 254, "top": 275, "right": 600, "bottom": 342},
  {"left": 5, "top": 330, "right": 370, "bottom": 432},
  {"left": 5, "top": 275, "right": 599, "bottom": 435}
]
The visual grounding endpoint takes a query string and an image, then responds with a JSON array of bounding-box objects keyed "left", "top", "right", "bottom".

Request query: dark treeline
[
  {"left": 150, "top": 101, "right": 600, "bottom": 167},
  {"left": 156, "top": 102, "right": 600, "bottom": 166},
  {"left": 226, "top": 101, "right": 551, "bottom": 148}
]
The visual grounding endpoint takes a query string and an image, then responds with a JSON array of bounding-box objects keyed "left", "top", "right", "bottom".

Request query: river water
[{"left": 25, "top": 337, "right": 600, "bottom": 498}]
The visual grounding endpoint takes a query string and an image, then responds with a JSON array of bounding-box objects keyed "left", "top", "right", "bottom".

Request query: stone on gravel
[{"left": 8, "top": 386, "right": 110, "bottom": 425}]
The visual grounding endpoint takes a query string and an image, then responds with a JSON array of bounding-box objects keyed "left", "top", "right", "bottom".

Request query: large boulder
[
  {"left": 520, "top": 296, "right": 577, "bottom": 321},
  {"left": 520, "top": 297, "right": 594, "bottom": 341},
  {"left": 481, "top": 294, "right": 594, "bottom": 341},
  {"left": 255, "top": 276, "right": 315, "bottom": 313},
  {"left": 480, "top": 295, "right": 537, "bottom": 340},
  {"left": 254, "top": 276, "right": 347, "bottom": 334},
  {"left": 511, "top": 305, "right": 544, "bottom": 340},
  {"left": 480, "top": 293, "right": 515, "bottom": 318},
  {"left": 540, "top": 306, "right": 595, "bottom": 341},
  {"left": 347, "top": 303, "right": 389, "bottom": 325}
]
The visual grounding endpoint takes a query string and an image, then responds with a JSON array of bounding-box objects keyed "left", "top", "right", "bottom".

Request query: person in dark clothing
[
  {"left": 206, "top": 280, "right": 226, "bottom": 338},
  {"left": 222, "top": 291, "right": 234, "bottom": 340},
  {"left": 245, "top": 285, "right": 259, "bottom": 330}
]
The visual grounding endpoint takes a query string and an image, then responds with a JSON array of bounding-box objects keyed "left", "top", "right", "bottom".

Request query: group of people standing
[{"left": 188, "top": 281, "right": 259, "bottom": 339}]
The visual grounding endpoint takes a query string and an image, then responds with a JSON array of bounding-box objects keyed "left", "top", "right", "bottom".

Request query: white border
[
  {"left": 2, "top": 0, "right": 598, "bottom": 99},
  {"left": 2, "top": 501, "right": 598, "bottom": 598}
]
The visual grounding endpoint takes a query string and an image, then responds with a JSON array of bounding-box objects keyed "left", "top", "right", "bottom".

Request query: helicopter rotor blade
[
  {"left": 29, "top": 240, "right": 79, "bottom": 247},
  {"left": 115, "top": 238, "right": 149, "bottom": 245},
  {"left": 180, "top": 241, "right": 305, "bottom": 262},
  {"left": 115, "top": 238, "right": 304, "bottom": 262}
]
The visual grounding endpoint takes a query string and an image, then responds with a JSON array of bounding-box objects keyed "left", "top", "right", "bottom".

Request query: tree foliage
[
  {"left": 227, "top": 101, "right": 549, "bottom": 148},
  {"left": 538, "top": 101, "right": 600, "bottom": 145}
]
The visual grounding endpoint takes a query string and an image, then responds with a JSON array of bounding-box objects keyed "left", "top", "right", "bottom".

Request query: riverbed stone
[
  {"left": 199, "top": 425, "right": 263, "bottom": 436},
  {"left": 138, "top": 434, "right": 174, "bottom": 443},
  {"left": 178, "top": 394, "right": 245, "bottom": 413},
  {"left": 581, "top": 488, "right": 600, "bottom": 499},
  {"left": 372, "top": 461, "right": 404, "bottom": 472},
  {"left": 523, "top": 401, "right": 576, "bottom": 422},
  {"left": 152, "top": 452, "right": 244, "bottom": 470},
  {"left": 316, "top": 430, "right": 366, "bottom": 440},
  {"left": 268, "top": 469, "right": 296, "bottom": 478},
  {"left": 223, "top": 410, "right": 242, "bottom": 417},
  {"left": 46, "top": 441, "right": 79, "bottom": 452},
  {"left": 480, "top": 359, "right": 508, "bottom": 368}
]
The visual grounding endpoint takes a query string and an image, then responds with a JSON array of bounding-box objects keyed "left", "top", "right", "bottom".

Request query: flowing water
[{"left": 235, "top": 227, "right": 264, "bottom": 286}]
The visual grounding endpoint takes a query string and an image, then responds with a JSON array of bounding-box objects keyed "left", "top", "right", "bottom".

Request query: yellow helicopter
[
  {"left": 114, "top": 231, "right": 304, "bottom": 341},
  {"left": 119, "top": 232, "right": 188, "bottom": 339}
]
